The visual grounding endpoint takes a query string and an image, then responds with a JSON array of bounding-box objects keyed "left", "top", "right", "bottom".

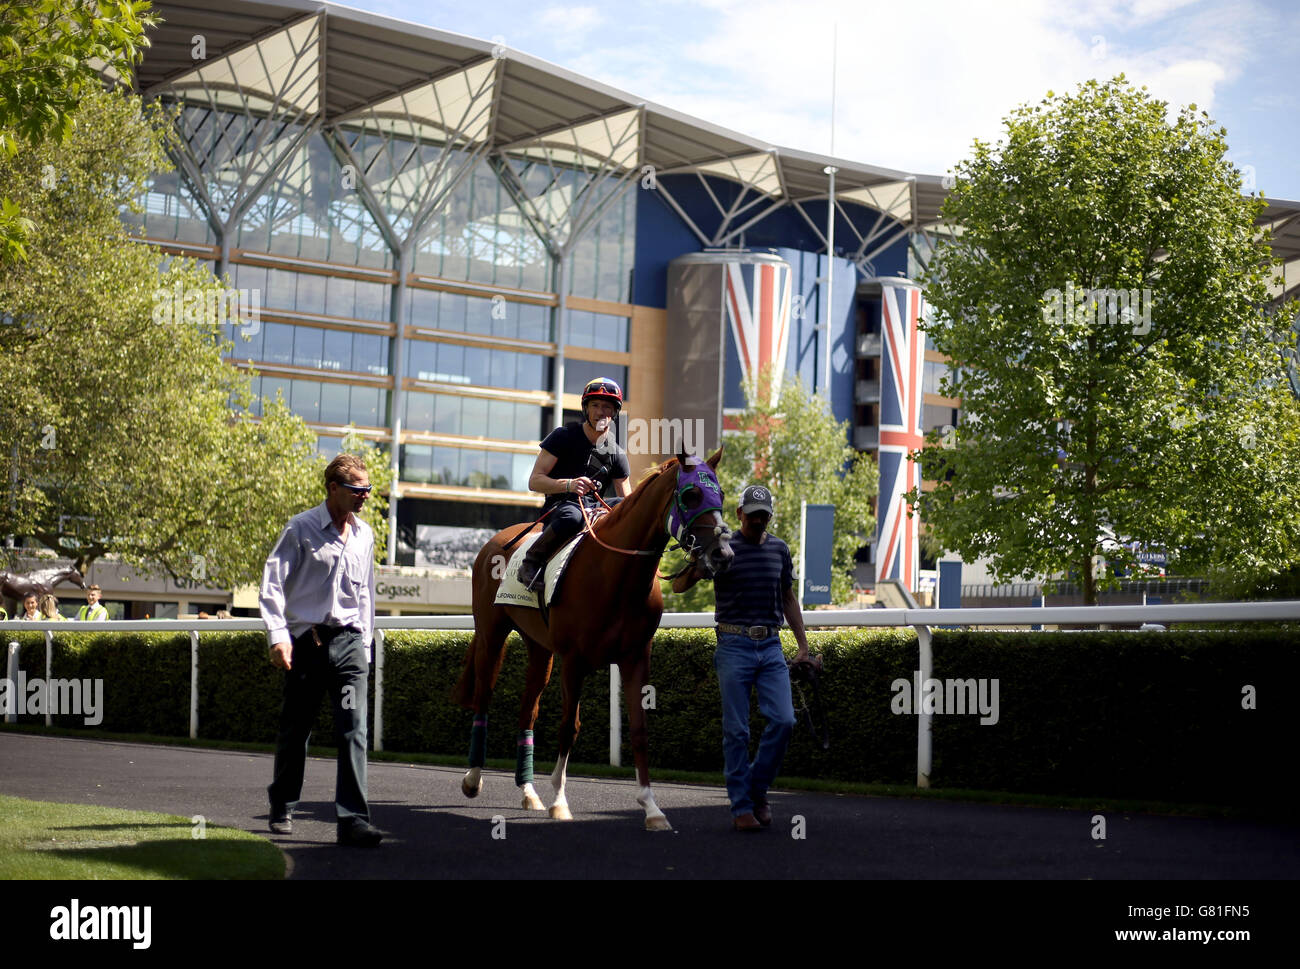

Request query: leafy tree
[
  {"left": 909, "top": 77, "right": 1300, "bottom": 604},
  {"left": 0, "top": 0, "right": 156, "bottom": 262},
  {"left": 0, "top": 88, "right": 388, "bottom": 586},
  {"left": 662, "top": 367, "right": 877, "bottom": 611}
]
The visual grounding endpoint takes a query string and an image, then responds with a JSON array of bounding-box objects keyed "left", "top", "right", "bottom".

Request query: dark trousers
[
  {"left": 268, "top": 626, "right": 371, "bottom": 824},
  {"left": 547, "top": 494, "right": 623, "bottom": 539}
]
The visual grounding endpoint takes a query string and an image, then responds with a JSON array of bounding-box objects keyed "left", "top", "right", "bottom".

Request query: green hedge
[{"left": 3, "top": 626, "right": 1295, "bottom": 808}]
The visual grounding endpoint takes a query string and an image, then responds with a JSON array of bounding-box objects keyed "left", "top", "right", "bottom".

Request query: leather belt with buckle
[{"left": 717, "top": 622, "right": 777, "bottom": 640}]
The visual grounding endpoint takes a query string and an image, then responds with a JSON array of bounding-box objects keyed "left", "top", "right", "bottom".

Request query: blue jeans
[{"left": 714, "top": 633, "right": 796, "bottom": 816}]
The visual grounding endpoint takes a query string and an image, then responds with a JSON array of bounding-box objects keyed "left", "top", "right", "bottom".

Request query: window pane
[
  {"left": 350, "top": 385, "right": 379, "bottom": 425},
  {"left": 322, "top": 329, "right": 352, "bottom": 371},
  {"left": 432, "top": 394, "right": 458, "bottom": 434},
  {"left": 325, "top": 275, "right": 355, "bottom": 318},
  {"left": 297, "top": 272, "right": 327, "bottom": 315},
  {"left": 262, "top": 322, "right": 294, "bottom": 364},
  {"left": 401, "top": 444, "right": 432, "bottom": 484},
  {"left": 430, "top": 446, "right": 456, "bottom": 484},
  {"left": 404, "top": 391, "right": 434, "bottom": 432},
  {"left": 227, "top": 320, "right": 263, "bottom": 361},
  {"left": 409, "top": 288, "right": 437, "bottom": 326},
  {"left": 293, "top": 326, "right": 324, "bottom": 369},
  {"left": 434, "top": 342, "right": 464, "bottom": 383},
  {"left": 485, "top": 451, "right": 512, "bottom": 489},
  {"left": 489, "top": 348, "right": 513, "bottom": 387},
  {"left": 463, "top": 346, "right": 490, "bottom": 386},
  {"left": 407, "top": 340, "right": 437, "bottom": 380},
  {"left": 520, "top": 303, "right": 549, "bottom": 342},
  {"left": 460, "top": 396, "right": 488, "bottom": 435},
  {"left": 320, "top": 382, "right": 350, "bottom": 423},
  {"left": 290, "top": 380, "right": 321, "bottom": 421},
  {"left": 465, "top": 295, "right": 491, "bottom": 335},
  {"left": 438, "top": 292, "right": 466, "bottom": 332},
  {"left": 353, "top": 333, "right": 387, "bottom": 375}
]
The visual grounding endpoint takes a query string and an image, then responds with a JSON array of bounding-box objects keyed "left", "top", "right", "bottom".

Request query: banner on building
[
  {"left": 801, "top": 502, "right": 834, "bottom": 605},
  {"left": 874, "top": 279, "right": 926, "bottom": 593}
]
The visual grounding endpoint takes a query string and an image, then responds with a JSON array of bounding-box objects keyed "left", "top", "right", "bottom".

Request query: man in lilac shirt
[{"left": 260, "top": 454, "right": 383, "bottom": 847}]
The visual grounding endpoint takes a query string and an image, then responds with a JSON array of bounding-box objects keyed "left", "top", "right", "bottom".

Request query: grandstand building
[{"left": 83, "top": 0, "right": 1298, "bottom": 616}]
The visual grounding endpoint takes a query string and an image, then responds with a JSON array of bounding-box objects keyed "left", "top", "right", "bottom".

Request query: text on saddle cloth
[{"left": 494, "top": 531, "right": 585, "bottom": 609}]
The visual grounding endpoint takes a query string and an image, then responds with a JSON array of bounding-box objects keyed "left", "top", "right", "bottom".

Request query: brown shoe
[
  {"left": 732, "top": 811, "right": 762, "bottom": 832},
  {"left": 753, "top": 800, "right": 772, "bottom": 827}
]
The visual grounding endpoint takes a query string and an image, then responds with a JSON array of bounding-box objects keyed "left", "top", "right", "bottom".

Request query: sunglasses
[{"left": 334, "top": 481, "right": 372, "bottom": 495}]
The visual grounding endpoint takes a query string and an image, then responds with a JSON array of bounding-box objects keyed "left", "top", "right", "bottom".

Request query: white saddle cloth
[{"left": 493, "top": 532, "right": 585, "bottom": 608}]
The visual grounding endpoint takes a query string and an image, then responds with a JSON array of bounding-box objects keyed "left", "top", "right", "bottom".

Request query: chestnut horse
[{"left": 452, "top": 447, "right": 733, "bottom": 830}]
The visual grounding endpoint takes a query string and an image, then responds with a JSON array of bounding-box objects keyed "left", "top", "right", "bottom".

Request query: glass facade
[
  {"left": 222, "top": 321, "right": 389, "bottom": 376},
  {"left": 236, "top": 132, "right": 391, "bottom": 269},
  {"left": 565, "top": 309, "right": 630, "bottom": 353},
  {"left": 127, "top": 170, "right": 216, "bottom": 244},
  {"left": 406, "top": 288, "right": 550, "bottom": 342},
  {"left": 402, "top": 391, "right": 543, "bottom": 441},
  {"left": 249, "top": 375, "right": 388, "bottom": 427},
  {"left": 566, "top": 183, "right": 636, "bottom": 303},
  {"left": 399, "top": 444, "right": 533, "bottom": 491},
  {"left": 141, "top": 82, "right": 639, "bottom": 509},
  {"left": 229, "top": 264, "right": 390, "bottom": 323},
  {"left": 413, "top": 160, "right": 550, "bottom": 291},
  {"left": 564, "top": 360, "right": 629, "bottom": 398},
  {"left": 406, "top": 339, "right": 549, "bottom": 391}
]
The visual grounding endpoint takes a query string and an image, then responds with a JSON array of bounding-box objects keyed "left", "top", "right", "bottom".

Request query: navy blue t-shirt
[
  {"left": 713, "top": 532, "right": 793, "bottom": 628},
  {"left": 539, "top": 422, "right": 630, "bottom": 508}
]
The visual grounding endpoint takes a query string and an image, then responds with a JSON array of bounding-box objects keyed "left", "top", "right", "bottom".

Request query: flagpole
[{"left": 822, "top": 23, "right": 838, "bottom": 399}]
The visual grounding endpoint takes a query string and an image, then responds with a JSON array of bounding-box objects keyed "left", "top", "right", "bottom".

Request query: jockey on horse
[{"left": 517, "top": 376, "right": 630, "bottom": 590}]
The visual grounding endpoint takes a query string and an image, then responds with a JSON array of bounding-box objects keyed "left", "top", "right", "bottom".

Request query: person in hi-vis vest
[{"left": 77, "top": 585, "right": 109, "bottom": 622}]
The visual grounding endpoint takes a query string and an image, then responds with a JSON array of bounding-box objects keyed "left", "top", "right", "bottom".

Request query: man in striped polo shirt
[{"left": 674, "top": 483, "right": 811, "bottom": 832}]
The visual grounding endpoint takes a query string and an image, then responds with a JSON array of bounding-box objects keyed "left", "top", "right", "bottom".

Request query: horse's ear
[
  {"left": 677, "top": 442, "right": 689, "bottom": 467},
  {"left": 706, "top": 444, "right": 723, "bottom": 470}
]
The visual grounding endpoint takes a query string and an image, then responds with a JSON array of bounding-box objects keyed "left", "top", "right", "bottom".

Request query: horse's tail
[{"left": 451, "top": 633, "right": 478, "bottom": 709}]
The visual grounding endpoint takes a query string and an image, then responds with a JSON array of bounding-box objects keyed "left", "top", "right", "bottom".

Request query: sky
[{"left": 333, "top": 0, "right": 1299, "bottom": 201}]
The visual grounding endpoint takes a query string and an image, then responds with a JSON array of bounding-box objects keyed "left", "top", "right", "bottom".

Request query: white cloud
[
  {"left": 536, "top": 5, "right": 605, "bottom": 36},
  {"left": 556, "top": 0, "right": 1268, "bottom": 177}
]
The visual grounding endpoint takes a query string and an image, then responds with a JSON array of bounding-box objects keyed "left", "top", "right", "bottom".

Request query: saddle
[{"left": 493, "top": 505, "right": 610, "bottom": 609}]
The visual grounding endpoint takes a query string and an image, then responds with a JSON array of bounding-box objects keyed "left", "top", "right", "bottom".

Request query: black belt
[
  {"left": 300, "top": 624, "right": 357, "bottom": 646},
  {"left": 717, "top": 622, "right": 780, "bottom": 640}
]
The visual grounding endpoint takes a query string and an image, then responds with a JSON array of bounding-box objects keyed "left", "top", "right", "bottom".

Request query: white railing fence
[{"left": 5, "top": 599, "right": 1299, "bottom": 787}]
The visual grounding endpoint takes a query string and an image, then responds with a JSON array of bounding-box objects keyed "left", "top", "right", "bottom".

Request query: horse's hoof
[
  {"left": 462, "top": 774, "right": 483, "bottom": 798},
  {"left": 522, "top": 792, "right": 545, "bottom": 811},
  {"left": 645, "top": 815, "right": 672, "bottom": 832},
  {"left": 549, "top": 803, "right": 573, "bottom": 821}
]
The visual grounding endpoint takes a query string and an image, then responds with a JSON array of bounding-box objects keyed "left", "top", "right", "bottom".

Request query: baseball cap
[{"left": 739, "top": 484, "right": 774, "bottom": 515}]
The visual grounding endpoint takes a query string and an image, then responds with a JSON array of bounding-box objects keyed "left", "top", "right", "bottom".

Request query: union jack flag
[
  {"left": 724, "top": 260, "right": 793, "bottom": 407},
  {"left": 876, "top": 282, "right": 926, "bottom": 592}
]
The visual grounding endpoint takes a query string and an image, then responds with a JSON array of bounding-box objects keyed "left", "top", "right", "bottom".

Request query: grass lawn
[{"left": 0, "top": 795, "right": 284, "bottom": 880}]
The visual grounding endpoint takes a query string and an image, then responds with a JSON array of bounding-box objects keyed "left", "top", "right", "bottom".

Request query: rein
[{"left": 574, "top": 467, "right": 726, "bottom": 580}]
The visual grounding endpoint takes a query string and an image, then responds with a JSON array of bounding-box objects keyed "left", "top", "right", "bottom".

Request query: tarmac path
[{"left": 1, "top": 731, "right": 1296, "bottom": 880}]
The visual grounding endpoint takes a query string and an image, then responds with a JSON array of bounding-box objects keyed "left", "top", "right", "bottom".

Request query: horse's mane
[{"left": 593, "top": 456, "right": 679, "bottom": 532}]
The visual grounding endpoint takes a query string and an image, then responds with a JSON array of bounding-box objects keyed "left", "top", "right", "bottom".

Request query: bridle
[{"left": 576, "top": 457, "right": 732, "bottom": 578}]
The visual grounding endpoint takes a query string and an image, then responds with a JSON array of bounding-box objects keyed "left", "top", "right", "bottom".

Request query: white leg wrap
[
  {"left": 520, "top": 782, "right": 545, "bottom": 811},
  {"left": 637, "top": 785, "right": 672, "bottom": 831}
]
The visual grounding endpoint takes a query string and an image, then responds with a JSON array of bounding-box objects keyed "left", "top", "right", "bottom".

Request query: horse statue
[
  {"left": 452, "top": 446, "right": 733, "bottom": 830},
  {"left": 1, "top": 566, "right": 87, "bottom": 614}
]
